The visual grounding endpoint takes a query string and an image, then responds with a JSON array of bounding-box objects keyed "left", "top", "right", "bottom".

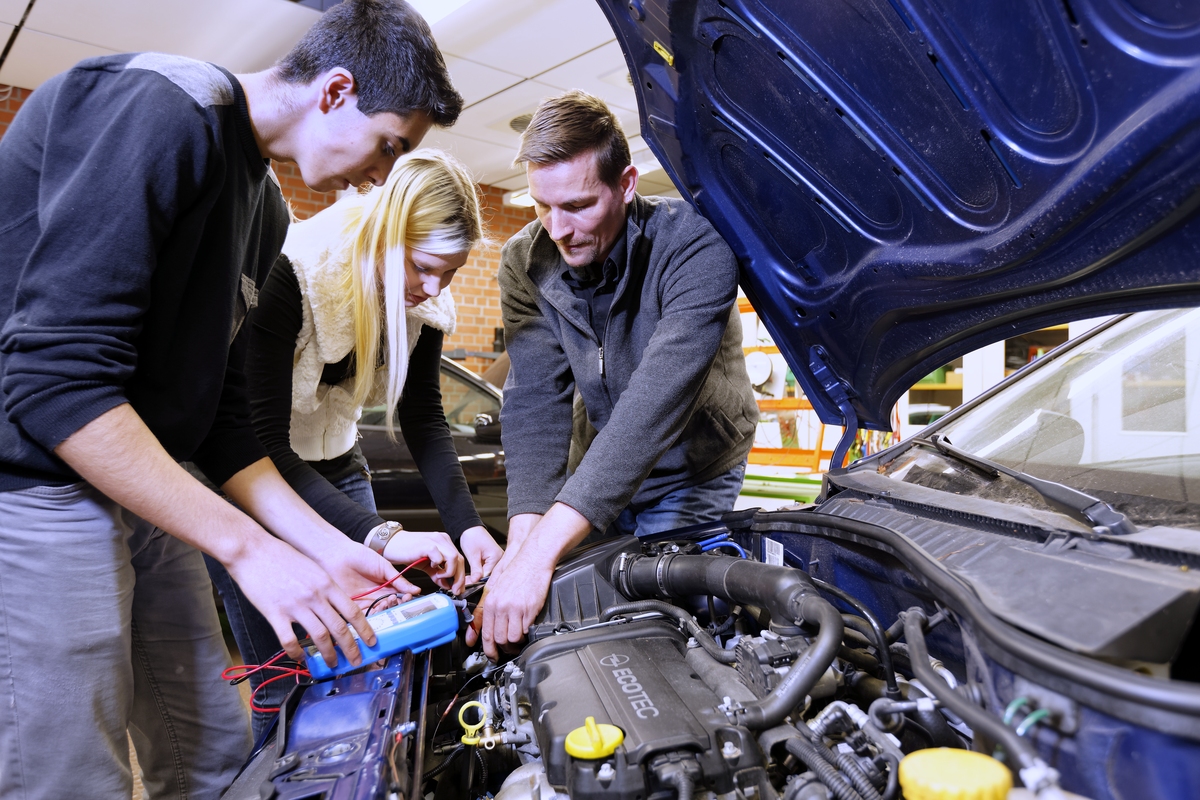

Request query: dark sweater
[
  {"left": 0, "top": 53, "right": 287, "bottom": 491},
  {"left": 500, "top": 195, "right": 758, "bottom": 530},
  {"left": 245, "top": 257, "right": 483, "bottom": 543}
]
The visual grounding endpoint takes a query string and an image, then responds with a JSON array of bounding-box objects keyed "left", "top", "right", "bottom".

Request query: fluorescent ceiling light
[
  {"left": 408, "top": 0, "right": 473, "bottom": 25},
  {"left": 503, "top": 188, "right": 537, "bottom": 208}
]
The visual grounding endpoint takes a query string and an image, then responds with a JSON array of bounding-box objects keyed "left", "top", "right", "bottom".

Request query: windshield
[{"left": 881, "top": 308, "right": 1200, "bottom": 531}]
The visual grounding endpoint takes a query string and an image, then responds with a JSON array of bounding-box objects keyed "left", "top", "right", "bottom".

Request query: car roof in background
[{"left": 599, "top": 0, "right": 1200, "bottom": 429}]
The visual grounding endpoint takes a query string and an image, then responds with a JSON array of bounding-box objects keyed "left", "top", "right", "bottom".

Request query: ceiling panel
[
  {"left": 0, "top": 29, "right": 119, "bottom": 90},
  {"left": 445, "top": 55, "right": 523, "bottom": 108},
  {"left": 418, "top": 127, "right": 523, "bottom": 187},
  {"left": 22, "top": 0, "right": 318, "bottom": 74},
  {"left": 451, "top": 78, "right": 565, "bottom": 148},
  {"left": 0, "top": 0, "right": 23, "bottom": 26},
  {"left": 534, "top": 40, "right": 638, "bottom": 112},
  {"left": 435, "top": 0, "right": 614, "bottom": 78}
]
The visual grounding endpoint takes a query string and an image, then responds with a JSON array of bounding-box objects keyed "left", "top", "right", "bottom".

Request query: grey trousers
[{"left": 0, "top": 482, "right": 252, "bottom": 799}]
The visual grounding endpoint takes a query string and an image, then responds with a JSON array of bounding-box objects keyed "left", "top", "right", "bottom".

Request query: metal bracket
[{"left": 808, "top": 345, "right": 860, "bottom": 470}]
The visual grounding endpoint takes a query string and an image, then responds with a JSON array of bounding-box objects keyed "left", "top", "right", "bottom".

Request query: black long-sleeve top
[
  {"left": 0, "top": 54, "right": 285, "bottom": 491},
  {"left": 245, "top": 256, "right": 483, "bottom": 543}
]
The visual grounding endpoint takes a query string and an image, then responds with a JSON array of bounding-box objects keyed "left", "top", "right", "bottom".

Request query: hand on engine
[
  {"left": 468, "top": 503, "right": 595, "bottom": 657},
  {"left": 473, "top": 545, "right": 556, "bottom": 658}
]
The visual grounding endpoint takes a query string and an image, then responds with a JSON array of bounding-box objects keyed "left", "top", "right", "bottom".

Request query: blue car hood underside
[{"left": 598, "top": 0, "right": 1200, "bottom": 428}]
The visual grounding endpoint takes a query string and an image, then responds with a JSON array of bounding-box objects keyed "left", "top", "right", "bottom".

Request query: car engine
[
  {"left": 419, "top": 532, "right": 1058, "bottom": 800},
  {"left": 234, "top": 528, "right": 1086, "bottom": 800}
]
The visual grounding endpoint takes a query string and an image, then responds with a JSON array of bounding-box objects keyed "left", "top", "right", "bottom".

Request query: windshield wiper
[{"left": 911, "top": 433, "right": 1137, "bottom": 536}]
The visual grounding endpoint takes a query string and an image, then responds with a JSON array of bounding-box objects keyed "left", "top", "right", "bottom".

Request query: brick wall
[
  {"left": 0, "top": 85, "right": 31, "bottom": 140},
  {"left": 449, "top": 184, "right": 537, "bottom": 375},
  {"left": 0, "top": 83, "right": 534, "bottom": 377},
  {"left": 272, "top": 159, "right": 339, "bottom": 220}
]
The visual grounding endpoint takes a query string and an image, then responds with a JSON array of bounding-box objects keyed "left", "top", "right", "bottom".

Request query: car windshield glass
[{"left": 880, "top": 308, "right": 1200, "bottom": 531}]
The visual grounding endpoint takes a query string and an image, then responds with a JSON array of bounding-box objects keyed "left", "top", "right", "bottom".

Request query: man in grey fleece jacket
[{"left": 472, "top": 91, "right": 757, "bottom": 658}]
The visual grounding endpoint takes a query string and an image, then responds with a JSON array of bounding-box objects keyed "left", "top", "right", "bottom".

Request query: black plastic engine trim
[{"left": 755, "top": 509, "right": 1200, "bottom": 739}]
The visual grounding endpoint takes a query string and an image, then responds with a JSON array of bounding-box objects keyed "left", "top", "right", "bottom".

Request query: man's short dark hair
[
  {"left": 516, "top": 90, "right": 632, "bottom": 186},
  {"left": 277, "top": 0, "right": 463, "bottom": 126}
]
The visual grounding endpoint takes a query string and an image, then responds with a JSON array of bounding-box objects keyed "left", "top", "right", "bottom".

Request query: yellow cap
[
  {"left": 899, "top": 748, "right": 1012, "bottom": 800},
  {"left": 564, "top": 716, "right": 624, "bottom": 760}
]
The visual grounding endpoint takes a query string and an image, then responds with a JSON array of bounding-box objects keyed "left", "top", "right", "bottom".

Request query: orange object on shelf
[{"left": 757, "top": 398, "right": 814, "bottom": 411}]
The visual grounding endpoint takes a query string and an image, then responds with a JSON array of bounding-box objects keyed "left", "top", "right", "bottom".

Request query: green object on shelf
[
  {"left": 917, "top": 367, "right": 946, "bottom": 384},
  {"left": 739, "top": 474, "right": 823, "bottom": 503}
]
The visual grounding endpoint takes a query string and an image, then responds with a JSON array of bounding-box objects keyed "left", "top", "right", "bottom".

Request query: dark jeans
[
  {"left": 605, "top": 460, "right": 747, "bottom": 539},
  {"left": 206, "top": 468, "right": 377, "bottom": 742},
  {"left": 0, "top": 482, "right": 249, "bottom": 800}
]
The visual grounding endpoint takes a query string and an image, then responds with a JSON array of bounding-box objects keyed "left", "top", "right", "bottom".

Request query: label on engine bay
[
  {"left": 370, "top": 597, "right": 443, "bottom": 631},
  {"left": 764, "top": 537, "right": 784, "bottom": 566}
]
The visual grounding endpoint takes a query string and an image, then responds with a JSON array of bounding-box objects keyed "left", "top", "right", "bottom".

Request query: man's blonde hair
[
  {"left": 516, "top": 90, "right": 632, "bottom": 186},
  {"left": 337, "top": 150, "right": 484, "bottom": 439}
]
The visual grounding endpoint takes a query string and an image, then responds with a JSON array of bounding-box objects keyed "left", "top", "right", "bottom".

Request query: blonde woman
[{"left": 209, "top": 151, "right": 503, "bottom": 735}]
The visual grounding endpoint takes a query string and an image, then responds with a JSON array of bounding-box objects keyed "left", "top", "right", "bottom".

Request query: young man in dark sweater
[{"left": 0, "top": 2, "right": 462, "bottom": 797}]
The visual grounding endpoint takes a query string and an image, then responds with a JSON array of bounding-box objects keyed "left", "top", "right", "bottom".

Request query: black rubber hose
[
  {"left": 474, "top": 748, "right": 488, "bottom": 794},
  {"left": 838, "top": 645, "right": 881, "bottom": 674},
  {"left": 658, "top": 765, "right": 694, "bottom": 800},
  {"left": 784, "top": 737, "right": 865, "bottom": 800},
  {"left": 783, "top": 775, "right": 831, "bottom": 800},
  {"left": 798, "top": 722, "right": 882, "bottom": 800},
  {"left": 840, "top": 623, "right": 868, "bottom": 652},
  {"left": 880, "top": 753, "right": 900, "bottom": 800},
  {"left": 851, "top": 674, "right": 965, "bottom": 750},
  {"left": 600, "top": 599, "right": 735, "bottom": 664},
  {"left": 903, "top": 609, "right": 1056, "bottom": 789},
  {"left": 833, "top": 751, "right": 883, "bottom": 800},
  {"left": 812, "top": 577, "right": 900, "bottom": 699},
  {"left": 616, "top": 554, "right": 844, "bottom": 730},
  {"left": 423, "top": 745, "right": 463, "bottom": 780}
]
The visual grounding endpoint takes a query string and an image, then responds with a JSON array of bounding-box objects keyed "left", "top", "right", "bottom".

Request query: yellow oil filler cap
[
  {"left": 899, "top": 748, "right": 1012, "bottom": 800},
  {"left": 564, "top": 716, "right": 624, "bottom": 759}
]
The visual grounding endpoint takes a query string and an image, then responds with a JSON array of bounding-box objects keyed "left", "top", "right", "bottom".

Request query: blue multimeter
[{"left": 304, "top": 593, "right": 459, "bottom": 681}]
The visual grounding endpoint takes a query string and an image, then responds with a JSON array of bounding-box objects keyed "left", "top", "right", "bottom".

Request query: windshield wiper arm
[{"left": 914, "top": 433, "right": 1137, "bottom": 536}]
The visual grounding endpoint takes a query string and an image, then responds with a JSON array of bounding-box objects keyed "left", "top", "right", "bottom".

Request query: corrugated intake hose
[
  {"left": 784, "top": 737, "right": 865, "bottom": 800},
  {"left": 600, "top": 599, "right": 735, "bottom": 663},
  {"left": 655, "top": 762, "right": 695, "bottom": 800},
  {"left": 902, "top": 609, "right": 1062, "bottom": 795},
  {"left": 798, "top": 724, "right": 882, "bottom": 800},
  {"left": 614, "top": 554, "right": 843, "bottom": 729}
]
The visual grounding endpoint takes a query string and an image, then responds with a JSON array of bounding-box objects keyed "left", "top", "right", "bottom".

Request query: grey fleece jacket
[{"left": 499, "top": 194, "right": 758, "bottom": 531}]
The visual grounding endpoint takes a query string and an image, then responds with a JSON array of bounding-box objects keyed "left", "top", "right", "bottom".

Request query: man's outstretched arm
[
  {"left": 56, "top": 403, "right": 398, "bottom": 667},
  {"left": 473, "top": 503, "right": 592, "bottom": 659}
]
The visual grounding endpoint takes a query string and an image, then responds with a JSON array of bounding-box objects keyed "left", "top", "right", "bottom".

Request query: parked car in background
[{"left": 358, "top": 356, "right": 508, "bottom": 534}]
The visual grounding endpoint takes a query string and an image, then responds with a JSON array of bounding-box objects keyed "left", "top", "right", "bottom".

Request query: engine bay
[{"left": 231, "top": 520, "right": 1199, "bottom": 800}]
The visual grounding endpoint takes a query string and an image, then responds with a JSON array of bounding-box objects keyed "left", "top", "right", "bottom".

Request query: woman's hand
[
  {"left": 382, "top": 529, "right": 466, "bottom": 595},
  {"left": 459, "top": 526, "right": 504, "bottom": 585}
]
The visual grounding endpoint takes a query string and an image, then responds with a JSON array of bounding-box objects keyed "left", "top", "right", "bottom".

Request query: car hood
[{"left": 598, "top": 0, "right": 1200, "bottom": 428}]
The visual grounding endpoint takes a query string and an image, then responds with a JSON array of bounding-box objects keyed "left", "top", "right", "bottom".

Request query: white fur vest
[{"left": 283, "top": 202, "right": 457, "bottom": 462}]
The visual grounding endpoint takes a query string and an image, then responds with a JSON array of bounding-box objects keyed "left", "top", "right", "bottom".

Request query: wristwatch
[{"left": 365, "top": 520, "right": 403, "bottom": 554}]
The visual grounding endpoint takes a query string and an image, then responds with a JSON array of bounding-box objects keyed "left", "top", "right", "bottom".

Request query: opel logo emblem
[{"left": 599, "top": 653, "right": 629, "bottom": 667}]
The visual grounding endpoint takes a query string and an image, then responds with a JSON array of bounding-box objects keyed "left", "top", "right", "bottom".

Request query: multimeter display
[{"left": 304, "top": 592, "right": 459, "bottom": 680}]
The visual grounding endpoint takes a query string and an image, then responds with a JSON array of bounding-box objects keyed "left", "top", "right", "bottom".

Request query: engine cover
[{"left": 517, "top": 620, "right": 762, "bottom": 800}]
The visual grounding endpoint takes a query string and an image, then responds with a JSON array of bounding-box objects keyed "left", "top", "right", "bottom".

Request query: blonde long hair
[{"left": 339, "top": 150, "right": 483, "bottom": 438}]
